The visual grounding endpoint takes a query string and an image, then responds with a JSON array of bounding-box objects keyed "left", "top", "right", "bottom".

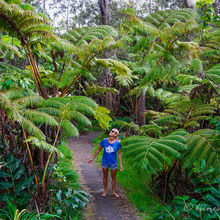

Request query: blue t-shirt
[{"left": 99, "top": 138, "right": 122, "bottom": 165}]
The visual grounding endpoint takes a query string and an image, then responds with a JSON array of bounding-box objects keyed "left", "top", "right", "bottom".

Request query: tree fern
[
  {"left": 63, "top": 25, "right": 118, "bottom": 46},
  {"left": 25, "top": 137, "right": 64, "bottom": 157},
  {"left": 23, "top": 110, "right": 58, "bottom": 127},
  {"left": 0, "top": 40, "right": 22, "bottom": 58},
  {"left": 61, "top": 120, "right": 79, "bottom": 137},
  {"left": 145, "top": 9, "right": 195, "bottom": 29},
  {"left": 182, "top": 129, "right": 220, "bottom": 178},
  {"left": 124, "top": 8, "right": 199, "bottom": 85},
  {"left": 85, "top": 83, "right": 119, "bottom": 96},
  {"left": 137, "top": 123, "right": 167, "bottom": 138},
  {"left": 113, "top": 120, "right": 139, "bottom": 131},
  {"left": 21, "top": 117, "right": 45, "bottom": 140},
  {"left": 15, "top": 95, "right": 45, "bottom": 108},
  {"left": 146, "top": 101, "right": 216, "bottom": 131},
  {"left": 205, "top": 63, "right": 220, "bottom": 91},
  {"left": 0, "top": 90, "right": 98, "bottom": 140},
  {"left": 121, "top": 132, "right": 187, "bottom": 174},
  {"left": 70, "top": 111, "right": 91, "bottom": 126}
]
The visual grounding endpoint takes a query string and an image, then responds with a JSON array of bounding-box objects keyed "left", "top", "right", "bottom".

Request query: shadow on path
[{"left": 68, "top": 131, "right": 140, "bottom": 220}]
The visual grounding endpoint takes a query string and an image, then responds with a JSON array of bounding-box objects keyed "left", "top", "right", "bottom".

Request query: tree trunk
[
  {"left": 98, "top": 0, "right": 110, "bottom": 25},
  {"left": 136, "top": 90, "right": 146, "bottom": 126},
  {"left": 98, "top": 0, "right": 114, "bottom": 111},
  {"left": 104, "top": 68, "right": 113, "bottom": 111}
]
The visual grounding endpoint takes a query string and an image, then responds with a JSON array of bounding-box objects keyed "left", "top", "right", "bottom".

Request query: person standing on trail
[{"left": 88, "top": 128, "right": 123, "bottom": 198}]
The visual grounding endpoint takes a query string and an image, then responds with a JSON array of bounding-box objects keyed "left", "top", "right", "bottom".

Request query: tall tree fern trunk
[
  {"left": 137, "top": 90, "right": 146, "bottom": 126},
  {"left": 98, "top": 0, "right": 115, "bottom": 111},
  {"left": 25, "top": 45, "right": 48, "bottom": 99},
  {"left": 98, "top": 0, "right": 110, "bottom": 25},
  {"left": 104, "top": 68, "right": 113, "bottom": 111}
]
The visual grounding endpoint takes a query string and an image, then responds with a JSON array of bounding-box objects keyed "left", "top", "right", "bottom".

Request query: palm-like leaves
[
  {"left": 63, "top": 25, "right": 118, "bottom": 46},
  {"left": 124, "top": 9, "right": 199, "bottom": 85},
  {"left": 0, "top": 1, "right": 54, "bottom": 43},
  {"left": 0, "top": 90, "right": 98, "bottom": 141},
  {"left": 183, "top": 129, "right": 220, "bottom": 178},
  {"left": 121, "top": 130, "right": 188, "bottom": 174},
  {"left": 147, "top": 100, "right": 216, "bottom": 130}
]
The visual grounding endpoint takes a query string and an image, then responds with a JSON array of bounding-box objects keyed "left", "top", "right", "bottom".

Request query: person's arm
[
  {"left": 118, "top": 149, "right": 123, "bottom": 171},
  {"left": 88, "top": 146, "right": 103, "bottom": 163}
]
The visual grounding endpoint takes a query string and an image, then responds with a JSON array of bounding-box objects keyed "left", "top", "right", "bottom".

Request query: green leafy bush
[
  {"left": 153, "top": 160, "right": 220, "bottom": 219},
  {"left": 0, "top": 154, "right": 34, "bottom": 208},
  {"left": 0, "top": 200, "right": 59, "bottom": 220}
]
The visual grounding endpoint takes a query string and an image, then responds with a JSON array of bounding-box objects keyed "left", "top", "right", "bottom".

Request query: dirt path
[{"left": 68, "top": 131, "right": 141, "bottom": 220}]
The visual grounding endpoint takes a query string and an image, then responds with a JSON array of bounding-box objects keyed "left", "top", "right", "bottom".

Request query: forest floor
[{"left": 68, "top": 131, "right": 141, "bottom": 220}]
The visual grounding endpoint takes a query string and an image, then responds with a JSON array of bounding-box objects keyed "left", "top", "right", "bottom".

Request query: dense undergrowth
[{"left": 0, "top": 140, "right": 89, "bottom": 220}]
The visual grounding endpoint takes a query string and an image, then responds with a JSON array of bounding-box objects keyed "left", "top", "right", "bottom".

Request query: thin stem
[
  {"left": 21, "top": 125, "right": 39, "bottom": 191},
  {"left": 42, "top": 121, "right": 62, "bottom": 187}
]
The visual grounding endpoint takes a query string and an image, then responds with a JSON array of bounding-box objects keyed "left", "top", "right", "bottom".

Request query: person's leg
[
  {"left": 102, "top": 167, "right": 108, "bottom": 196},
  {"left": 111, "top": 168, "right": 119, "bottom": 197}
]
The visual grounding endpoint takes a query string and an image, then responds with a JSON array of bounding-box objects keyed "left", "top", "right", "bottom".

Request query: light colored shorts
[{"left": 101, "top": 162, "right": 117, "bottom": 170}]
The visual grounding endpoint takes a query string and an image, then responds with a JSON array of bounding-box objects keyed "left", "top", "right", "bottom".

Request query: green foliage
[
  {"left": 63, "top": 25, "right": 118, "bottom": 46},
  {"left": 121, "top": 131, "right": 188, "bottom": 174},
  {"left": 196, "top": 0, "right": 219, "bottom": 29},
  {"left": 56, "top": 25, "right": 134, "bottom": 89},
  {"left": 0, "top": 37, "right": 22, "bottom": 59},
  {"left": 48, "top": 141, "right": 89, "bottom": 219},
  {"left": 93, "top": 106, "right": 112, "bottom": 131},
  {"left": 205, "top": 63, "right": 220, "bottom": 93},
  {"left": 0, "top": 0, "right": 56, "bottom": 44},
  {"left": 25, "top": 137, "right": 64, "bottom": 157},
  {"left": 52, "top": 188, "right": 90, "bottom": 217},
  {"left": 153, "top": 160, "right": 220, "bottom": 219},
  {"left": 124, "top": 8, "right": 202, "bottom": 89},
  {"left": 0, "top": 90, "right": 98, "bottom": 141},
  {"left": 183, "top": 129, "right": 220, "bottom": 178},
  {"left": 0, "top": 154, "right": 34, "bottom": 208},
  {"left": 113, "top": 120, "right": 139, "bottom": 131},
  {"left": 0, "top": 200, "right": 59, "bottom": 220},
  {"left": 149, "top": 100, "right": 216, "bottom": 130},
  {"left": 209, "top": 115, "right": 220, "bottom": 132},
  {"left": 85, "top": 83, "right": 119, "bottom": 96}
]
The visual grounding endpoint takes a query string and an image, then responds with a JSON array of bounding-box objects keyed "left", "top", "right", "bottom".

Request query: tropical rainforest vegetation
[{"left": 0, "top": 0, "right": 219, "bottom": 219}]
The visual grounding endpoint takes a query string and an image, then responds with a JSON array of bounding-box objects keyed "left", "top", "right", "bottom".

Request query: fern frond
[
  {"left": 25, "top": 137, "right": 63, "bottom": 157},
  {"left": 21, "top": 117, "right": 45, "bottom": 140},
  {"left": 71, "top": 103, "right": 94, "bottom": 116},
  {"left": 71, "top": 111, "right": 91, "bottom": 126},
  {"left": 0, "top": 41, "right": 22, "bottom": 58},
  {"left": 16, "top": 95, "right": 45, "bottom": 108},
  {"left": 113, "top": 120, "right": 139, "bottom": 130},
  {"left": 24, "top": 110, "right": 58, "bottom": 127},
  {"left": 121, "top": 133, "right": 188, "bottom": 174},
  {"left": 176, "top": 74, "right": 202, "bottom": 84},
  {"left": 183, "top": 129, "right": 220, "bottom": 177},
  {"left": 36, "top": 107, "right": 61, "bottom": 117},
  {"left": 0, "top": 92, "right": 22, "bottom": 122},
  {"left": 45, "top": 99, "right": 65, "bottom": 108},
  {"left": 66, "top": 96, "right": 97, "bottom": 108},
  {"left": 4, "top": 89, "right": 30, "bottom": 100},
  {"left": 61, "top": 120, "right": 79, "bottom": 137},
  {"left": 85, "top": 84, "right": 119, "bottom": 96}
]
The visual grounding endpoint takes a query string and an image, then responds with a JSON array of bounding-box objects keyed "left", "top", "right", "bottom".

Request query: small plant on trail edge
[
  {"left": 50, "top": 187, "right": 91, "bottom": 219},
  {"left": 48, "top": 142, "right": 91, "bottom": 219},
  {"left": 0, "top": 154, "right": 34, "bottom": 209},
  {"left": 0, "top": 200, "right": 59, "bottom": 220},
  {"left": 153, "top": 160, "right": 220, "bottom": 219}
]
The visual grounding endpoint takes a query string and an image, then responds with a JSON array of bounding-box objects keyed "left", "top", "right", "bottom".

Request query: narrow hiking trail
[{"left": 68, "top": 132, "right": 141, "bottom": 220}]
